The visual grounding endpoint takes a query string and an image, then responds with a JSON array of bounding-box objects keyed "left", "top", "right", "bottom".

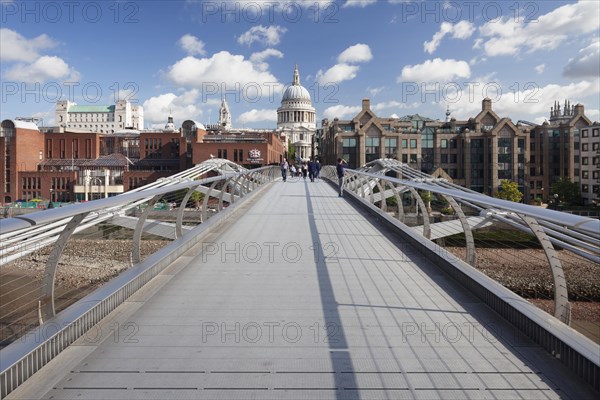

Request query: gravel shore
[{"left": 2, "top": 241, "right": 598, "bottom": 326}]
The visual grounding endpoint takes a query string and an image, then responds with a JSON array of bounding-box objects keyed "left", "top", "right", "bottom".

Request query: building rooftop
[{"left": 68, "top": 105, "right": 115, "bottom": 113}]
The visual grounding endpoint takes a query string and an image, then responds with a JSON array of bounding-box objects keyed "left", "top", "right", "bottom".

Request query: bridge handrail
[
  {"left": 346, "top": 168, "right": 600, "bottom": 238},
  {"left": 0, "top": 164, "right": 278, "bottom": 398}
]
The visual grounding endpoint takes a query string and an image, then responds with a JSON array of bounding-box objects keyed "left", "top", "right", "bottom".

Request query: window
[
  {"left": 402, "top": 139, "right": 407, "bottom": 148},
  {"left": 593, "top": 142, "right": 599, "bottom": 151},
  {"left": 441, "top": 154, "right": 448, "bottom": 163},
  {"left": 582, "top": 143, "right": 589, "bottom": 151},
  {"left": 594, "top": 171, "right": 600, "bottom": 179},
  {"left": 450, "top": 154, "right": 457, "bottom": 163},
  {"left": 582, "top": 184, "right": 589, "bottom": 193},
  {"left": 441, "top": 139, "right": 448, "bottom": 148},
  {"left": 593, "top": 129, "right": 599, "bottom": 137},
  {"left": 409, "top": 154, "right": 417, "bottom": 163},
  {"left": 342, "top": 138, "right": 357, "bottom": 168},
  {"left": 582, "top": 157, "right": 589, "bottom": 165},
  {"left": 449, "top": 139, "right": 457, "bottom": 149},
  {"left": 594, "top": 157, "right": 599, "bottom": 165},
  {"left": 582, "top": 130, "right": 588, "bottom": 138},
  {"left": 402, "top": 154, "right": 407, "bottom": 163},
  {"left": 384, "top": 138, "right": 397, "bottom": 158},
  {"left": 60, "top": 139, "right": 66, "bottom": 159},
  {"left": 410, "top": 139, "right": 417, "bottom": 148},
  {"left": 593, "top": 185, "right": 600, "bottom": 194},
  {"left": 365, "top": 137, "right": 380, "bottom": 163},
  {"left": 73, "top": 139, "right": 79, "bottom": 158},
  {"left": 582, "top": 171, "right": 589, "bottom": 179}
]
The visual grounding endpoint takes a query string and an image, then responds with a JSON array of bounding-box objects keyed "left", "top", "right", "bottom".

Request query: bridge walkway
[{"left": 9, "top": 178, "right": 596, "bottom": 399}]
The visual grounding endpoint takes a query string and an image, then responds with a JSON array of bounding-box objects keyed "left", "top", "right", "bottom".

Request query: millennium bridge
[{"left": 0, "top": 159, "right": 598, "bottom": 399}]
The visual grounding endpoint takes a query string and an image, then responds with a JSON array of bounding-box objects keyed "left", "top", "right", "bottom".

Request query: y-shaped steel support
[
  {"left": 408, "top": 187, "right": 430, "bottom": 239},
  {"left": 202, "top": 180, "right": 220, "bottom": 222},
  {"left": 175, "top": 184, "right": 200, "bottom": 239},
  {"left": 444, "top": 195, "right": 477, "bottom": 267},
  {"left": 132, "top": 195, "right": 162, "bottom": 264},
  {"left": 41, "top": 212, "right": 89, "bottom": 321},
  {"left": 519, "top": 214, "right": 571, "bottom": 325}
]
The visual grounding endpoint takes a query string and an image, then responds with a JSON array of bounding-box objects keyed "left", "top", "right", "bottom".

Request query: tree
[
  {"left": 419, "top": 191, "right": 432, "bottom": 211},
  {"left": 190, "top": 190, "right": 205, "bottom": 209},
  {"left": 287, "top": 143, "right": 295, "bottom": 161},
  {"left": 551, "top": 177, "right": 581, "bottom": 206},
  {"left": 495, "top": 180, "right": 523, "bottom": 203}
]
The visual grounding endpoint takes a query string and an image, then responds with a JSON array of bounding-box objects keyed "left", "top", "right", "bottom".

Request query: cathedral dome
[
  {"left": 282, "top": 84, "right": 311, "bottom": 102},
  {"left": 281, "top": 64, "right": 311, "bottom": 102}
]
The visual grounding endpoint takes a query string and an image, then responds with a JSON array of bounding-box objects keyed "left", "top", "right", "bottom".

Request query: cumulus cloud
[
  {"left": 316, "top": 64, "right": 359, "bottom": 85},
  {"left": 398, "top": 58, "right": 471, "bottom": 83},
  {"left": 337, "top": 43, "right": 373, "bottom": 63},
  {"left": 477, "top": 1, "right": 600, "bottom": 57},
  {"left": 250, "top": 48, "right": 284, "bottom": 72},
  {"left": 424, "top": 21, "right": 475, "bottom": 54},
  {"left": 237, "top": 109, "right": 277, "bottom": 125},
  {"left": 142, "top": 89, "right": 203, "bottom": 125},
  {"left": 0, "top": 28, "right": 57, "bottom": 62},
  {"left": 167, "top": 51, "right": 281, "bottom": 91},
  {"left": 316, "top": 43, "right": 372, "bottom": 85},
  {"left": 563, "top": 39, "right": 599, "bottom": 78},
  {"left": 178, "top": 34, "right": 206, "bottom": 56},
  {"left": 322, "top": 105, "right": 362, "bottom": 120},
  {"left": 237, "top": 25, "right": 287, "bottom": 46},
  {"left": 5, "top": 55, "right": 79, "bottom": 82},
  {"left": 444, "top": 79, "right": 600, "bottom": 122}
]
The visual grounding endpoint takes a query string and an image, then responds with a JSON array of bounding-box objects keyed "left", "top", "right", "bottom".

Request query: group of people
[
  {"left": 280, "top": 159, "right": 321, "bottom": 182},
  {"left": 280, "top": 158, "right": 347, "bottom": 197}
]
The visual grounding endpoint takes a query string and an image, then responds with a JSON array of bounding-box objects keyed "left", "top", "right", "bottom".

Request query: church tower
[{"left": 218, "top": 98, "right": 232, "bottom": 130}]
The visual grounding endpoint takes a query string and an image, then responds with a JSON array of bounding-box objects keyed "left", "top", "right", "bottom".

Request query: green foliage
[
  {"left": 440, "top": 206, "right": 455, "bottom": 215},
  {"left": 287, "top": 143, "right": 295, "bottom": 160},
  {"left": 551, "top": 177, "right": 581, "bottom": 206},
  {"left": 190, "top": 190, "right": 205, "bottom": 208},
  {"left": 419, "top": 191, "right": 432, "bottom": 203},
  {"left": 494, "top": 180, "right": 523, "bottom": 203},
  {"left": 385, "top": 196, "right": 398, "bottom": 207}
]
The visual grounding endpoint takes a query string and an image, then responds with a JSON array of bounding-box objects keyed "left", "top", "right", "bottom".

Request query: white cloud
[
  {"left": 5, "top": 56, "right": 79, "bottom": 82},
  {"left": 250, "top": 48, "right": 284, "bottom": 72},
  {"left": 478, "top": 1, "right": 600, "bottom": 57},
  {"left": 343, "top": 0, "right": 377, "bottom": 7},
  {"left": 563, "top": 39, "right": 599, "bottom": 78},
  {"left": 237, "top": 25, "right": 287, "bottom": 46},
  {"left": 424, "top": 21, "right": 475, "bottom": 54},
  {"left": 373, "top": 100, "right": 420, "bottom": 112},
  {"left": 535, "top": 64, "right": 546, "bottom": 74},
  {"left": 322, "top": 105, "right": 361, "bottom": 120},
  {"left": 445, "top": 79, "right": 600, "bottom": 122},
  {"left": 237, "top": 108, "right": 277, "bottom": 125},
  {"left": 337, "top": 43, "right": 372, "bottom": 63},
  {"left": 0, "top": 28, "right": 57, "bottom": 62},
  {"left": 316, "top": 63, "right": 359, "bottom": 85},
  {"left": 390, "top": 113, "right": 399, "bottom": 118},
  {"left": 398, "top": 58, "right": 471, "bottom": 83},
  {"left": 368, "top": 86, "right": 385, "bottom": 97},
  {"left": 167, "top": 51, "right": 281, "bottom": 91},
  {"left": 178, "top": 34, "right": 206, "bottom": 56},
  {"left": 142, "top": 89, "right": 203, "bottom": 125},
  {"left": 316, "top": 43, "right": 373, "bottom": 86}
]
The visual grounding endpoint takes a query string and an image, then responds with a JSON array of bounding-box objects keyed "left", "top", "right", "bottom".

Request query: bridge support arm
[
  {"left": 444, "top": 196, "right": 477, "bottom": 267},
  {"left": 518, "top": 214, "right": 571, "bottom": 325},
  {"left": 41, "top": 212, "right": 89, "bottom": 321}
]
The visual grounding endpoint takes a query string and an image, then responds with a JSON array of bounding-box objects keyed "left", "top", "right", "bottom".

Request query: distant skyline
[{"left": 1, "top": 0, "right": 599, "bottom": 129}]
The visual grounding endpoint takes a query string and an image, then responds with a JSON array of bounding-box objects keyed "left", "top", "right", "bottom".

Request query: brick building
[
  {"left": 322, "top": 98, "right": 528, "bottom": 196},
  {"left": 193, "top": 130, "right": 285, "bottom": 167}
]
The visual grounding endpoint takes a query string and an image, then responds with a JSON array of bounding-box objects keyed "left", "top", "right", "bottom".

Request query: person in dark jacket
[
  {"left": 336, "top": 158, "right": 346, "bottom": 197},
  {"left": 308, "top": 159, "right": 317, "bottom": 182},
  {"left": 315, "top": 160, "right": 321, "bottom": 181}
]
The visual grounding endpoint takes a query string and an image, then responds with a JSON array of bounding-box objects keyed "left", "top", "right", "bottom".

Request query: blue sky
[{"left": 1, "top": 0, "right": 599, "bottom": 129}]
